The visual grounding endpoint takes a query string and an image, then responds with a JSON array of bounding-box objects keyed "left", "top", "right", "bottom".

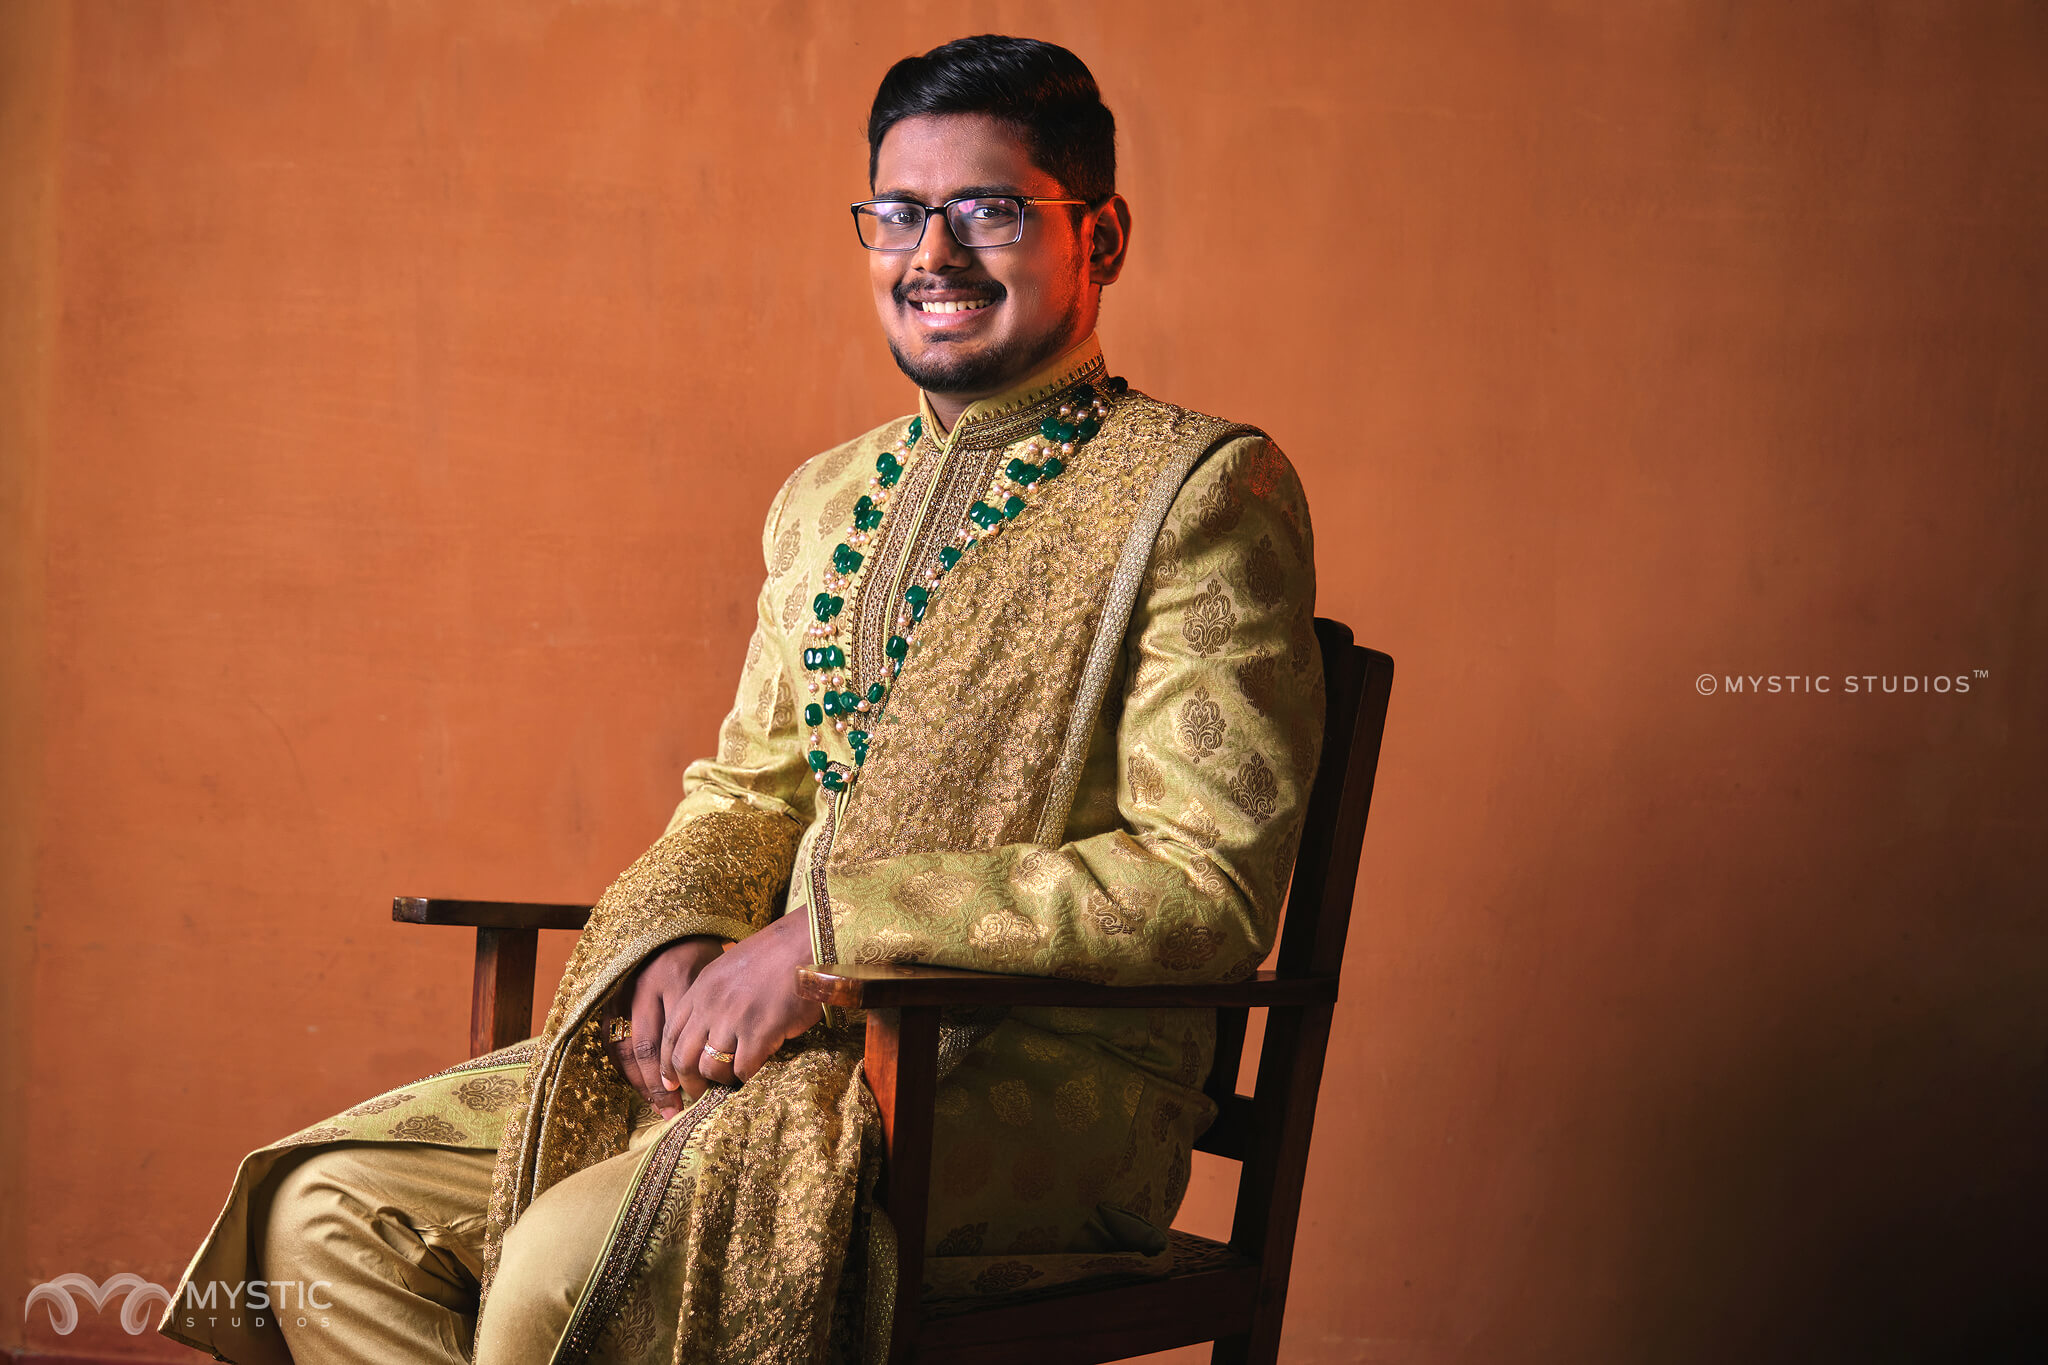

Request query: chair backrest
[{"left": 1199, "top": 617, "right": 1395, "bottom": 1157}]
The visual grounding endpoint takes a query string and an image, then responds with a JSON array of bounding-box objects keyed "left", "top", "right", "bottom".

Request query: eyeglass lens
[{"left": 856, "top": 198, "right": 1026, "bottom": 250}]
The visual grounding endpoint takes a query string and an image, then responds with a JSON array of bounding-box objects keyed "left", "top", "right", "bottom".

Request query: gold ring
[
  {"left": 606, "top": 1018, "right": 632, "bottom": 1044},
  {"left": 702, "top": 1045, "right": 736, "bottom": 1066}
]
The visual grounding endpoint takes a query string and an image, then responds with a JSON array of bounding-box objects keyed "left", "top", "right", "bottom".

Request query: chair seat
[{"left": 924, "top": 1230, "right": 1252, "bottom": 1319}]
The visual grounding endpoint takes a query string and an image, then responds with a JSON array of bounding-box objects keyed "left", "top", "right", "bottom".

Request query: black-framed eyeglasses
[{"left": 849, "top": 195, "right": 1090, "bottom": 251}]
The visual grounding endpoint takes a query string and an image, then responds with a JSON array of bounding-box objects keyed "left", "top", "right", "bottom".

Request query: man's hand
[
  {"left": 661, "top": 912, "right": 823, "bottom": 1100},
  {"left": 602, "top": 935, "right": 727, "bottom": 1118}
]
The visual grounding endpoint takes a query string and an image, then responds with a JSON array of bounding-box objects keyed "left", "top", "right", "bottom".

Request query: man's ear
[{"left": 1087, "top": 193, "right": 1132, "bottom": 286}]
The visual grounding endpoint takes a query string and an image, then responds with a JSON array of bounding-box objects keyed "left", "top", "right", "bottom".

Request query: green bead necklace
[{"left": 799, "top": 376, "right": 1126, "bottom": 792}]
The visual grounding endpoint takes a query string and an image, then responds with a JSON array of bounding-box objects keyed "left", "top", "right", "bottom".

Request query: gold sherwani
[{"left": 160, "top": 334, "right": 1321, "bottom": 1365}]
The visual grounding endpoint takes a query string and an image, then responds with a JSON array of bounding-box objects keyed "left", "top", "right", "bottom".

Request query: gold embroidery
[
  {"left": 988, "top": 1079, "right": 1034, "bottom": 1127},
  {"left": 1182, "top": 579, "right": 1238, "bottom": 658},
  {"left": 1082, "top": 888, "right": 1145, "bottom": 936},
  {"left": 781, "top": 579, "right": 807, "bottom": 632},
  {"left": 853, "top": 927, "right": 933, "bottom": 965},
  {"left": 342, "top": 1092, "right": 414, "bottom": 1116},
  {"left": 1176, "top": 797, "right": 1222, "bottom": 848},
  {"left": 717, "top": 712, "right": 748, "bottom": 765},
  {"left": 816, "top": 484, "right": 859, "bottom": 540},
  {"left": 974, "top": 1261, "right": 1043, "bottom": 1293},
  {"left": 1054, "top": 1074, "right": 1101, "bottom": 1131},
  {"left": 1146, "top": 524, "right": 1183, "bottom": 589},
  {"left": 1174, "top": 686, "right": 1226, "bottom": 763},
  {"left": 1234, "top": 651, "right": 1278, "bottom": 717},
  {"left": 1242, "top": 440, "right": 1288, "bottom": 498},
  {"left": 1242, "top": 534, "right": 1286, "bottom": 606},
  {"left": 389, "top": 1114, "right": 469, "bottom": 1143},
  {"left": 934, "top": 1223, "right": 987, "bottom": 1256},
  {"left": 891, "top": 868, "right": 976, "bottom": 921},
  {"left": 1154, "top": 922, "right": 1224, "bottom": 971},
  {"left": 1288, "top": 612, "right": 1315, "bottom": 673},
  {"left": 275, "top": 1125, "right": 352, "bottom": 1146},
  {"left": 830, "top": 397, "right": 1264, "bottom": 866},
  {"left": 1229, "top": 752, "right": 1280, "bottom": 824},
  {"left": 1012, "top": 847, "right": 1069, "bottom": 896},
  {"left": 813, "top": 441, "right": 861, "bottom": 483},
  {"left": 769, "top": 669, "right": 794, "bottom": 731},
  {"left": 454, "top": 1074, "right": 521, "bottom": 1111},
  {"left": 1125, "top": 746, "right": 1165, "bottom": 807},
  {"left": 1130, "top": 652, "right": 1171, "bottom": 701},
  {"left": 1194, "top": 466, "right": 1245, "bottom": 537},
  {"left": 969, "top": 908, "right": 1043, "bottom": 962},
  {"left": 769, "top": 523, "right": 801, "bottom": 577}
]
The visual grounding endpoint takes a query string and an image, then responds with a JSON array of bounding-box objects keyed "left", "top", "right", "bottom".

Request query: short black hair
[{"left": 867, "top": 35, "right": 1116, "bottom": 205}]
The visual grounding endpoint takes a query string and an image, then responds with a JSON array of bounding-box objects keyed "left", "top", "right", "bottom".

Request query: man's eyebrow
[{"left": 872, "top": 183, "right": 1031, "bottom": 203}]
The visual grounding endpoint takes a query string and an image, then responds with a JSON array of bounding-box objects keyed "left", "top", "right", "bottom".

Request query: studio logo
[
  {"left": 25, "top": 1274, "right": 335, "bottom": 1336},
  {"left": 23, "top": 1273, "right": 171, "bottom": 1335}
]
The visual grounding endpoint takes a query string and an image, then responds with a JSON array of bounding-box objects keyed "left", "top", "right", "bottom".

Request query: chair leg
[
  {"left": 469, "top": 925, "right": 538, "bottom": 1057},
  {"left": 865, "top": 1004, "right": 941, "bottom": 1364},
  {"left": 1210, "top": 1332, "right": 1254, "bottom": 1365}
]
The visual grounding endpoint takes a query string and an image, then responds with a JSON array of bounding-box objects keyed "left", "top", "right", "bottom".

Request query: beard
[{"left": 886, "top": 277, "right": 1079, "bottom": 395}]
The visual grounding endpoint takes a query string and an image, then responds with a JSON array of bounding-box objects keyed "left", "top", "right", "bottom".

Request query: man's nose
[{"left": 909, "top": 209, "right": 974, "bottom": 274}]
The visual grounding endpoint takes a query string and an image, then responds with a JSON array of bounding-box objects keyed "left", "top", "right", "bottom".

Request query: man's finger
[
  {"left": 732, "top": 1027, "right": 776, "bottom": 1085},
  {"left": 657, "top": 995, "right": 694, "bottom": 1094},
  {"left": 699, "top": 1031, "right": 741, "bottom": 1088},
  {"left": 629, "top": 987, "right": 674, "bottom": 1116},
  {"left": 671, "top": 1019, "right": 711, "bottom": 1102}
]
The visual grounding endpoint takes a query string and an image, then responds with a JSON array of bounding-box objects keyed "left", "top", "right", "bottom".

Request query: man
[{"left": 160, "top": 34, "right": 1321, "bottom": 1365}]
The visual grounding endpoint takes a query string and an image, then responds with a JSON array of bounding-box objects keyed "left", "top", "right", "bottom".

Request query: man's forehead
[{"left": 872, "top": 113, "right": 1060, "bottom": 198}]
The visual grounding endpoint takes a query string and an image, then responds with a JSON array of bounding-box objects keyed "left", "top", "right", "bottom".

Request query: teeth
[{"left": 915, "top": 299, "right": 993, "bottom": 314}]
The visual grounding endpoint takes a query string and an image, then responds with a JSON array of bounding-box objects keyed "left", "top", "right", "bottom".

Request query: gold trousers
[{"left": 255, "top": 1095, "right": 667, "bottom": 1365}]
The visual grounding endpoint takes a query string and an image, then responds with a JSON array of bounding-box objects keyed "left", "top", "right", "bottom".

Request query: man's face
[{"left": 866, "top": 112, "right": 1122, "bottom": 398}]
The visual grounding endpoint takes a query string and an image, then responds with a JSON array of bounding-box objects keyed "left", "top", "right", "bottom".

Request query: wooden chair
[{"left": 396, "top": 617, "right": 1394, "bottom": 1363}]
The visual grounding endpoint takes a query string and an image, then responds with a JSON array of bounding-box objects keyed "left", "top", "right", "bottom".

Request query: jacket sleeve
[
  {"left": 818, "top": 436, "right": 1324, "bottom": 985},
  {"left": 567, "top": 468, "right": 819, "bottom": 977}
]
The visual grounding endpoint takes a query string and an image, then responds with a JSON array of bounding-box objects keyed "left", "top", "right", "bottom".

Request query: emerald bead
[
  {"left": 886, "top": 635, "right": 908, "bottom": 660},
  {"left": 821, "top": 771, "right": 845, "bottom": 791},
  {"left": 821, "top": 692, "right": 840, "bottom": 715},
  {"left": 910, "top": 598, "right": 926, "bottom": 622},
  {"left": 1071, "top": 383, "right": 1096, "bottom": 404},
  {"left": 1076, "top": 417, "right": 1100, "bottom": 441},
  {"left": 804, "top": 703, "right": 822, "bottom": 727},
  {"left": 1039, "top": 415, "right": 1063, "bottom": 441},
  {"left": 905, "top": 584, "right": 928, "bottom": 607},
  {"left": 853, "top": 495, "right": 881, "bottom": 530},
  {"left": 825, "top": 645, "right": 845, "bottom": 668},
  {"left": 841, "top": 690, "right": 863, "bottom": 712},
  {"left": 1003, "top": 494, "right": 1026, "bottom": 519},
  {"left": 907, "top": 415, "right": 922, "bottom": 441},
  {"left": 803, "top": 648, "right": 819, "bottom": 669},
  {"left": 866, "top": 682, "right": 886, "bottom": 703},
  {"left": 938, "top": 546, "right": 962, "bottom": 571},
  {"left": 1041, "top": 456, "right": 1064, "bottom": 479},
  {"left": 833, "top": 544, "right": 862, "bottom": 575},
  {"left": 807, "top": 749, "right": 828, "bottom": 772},
  {"left": 848, "top": 727, "right": 869, "bottom": 748}
]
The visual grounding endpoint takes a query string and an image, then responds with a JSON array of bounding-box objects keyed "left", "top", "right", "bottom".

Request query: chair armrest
[
  {"left": 794, "top": 963, "right": 1337, "bottom": 1011},
  {"left": 392, "top": 897, "right": 593, "bottom": 931}
]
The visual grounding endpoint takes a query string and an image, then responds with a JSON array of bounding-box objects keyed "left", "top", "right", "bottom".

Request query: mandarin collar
[{"left": 916, "top": 333, "right": 1107, "bottom": 452}]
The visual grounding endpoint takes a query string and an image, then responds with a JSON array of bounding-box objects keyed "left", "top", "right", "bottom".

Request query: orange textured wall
[{"left": 5, "top": 4, "right": 2044, "bottom": 1362}]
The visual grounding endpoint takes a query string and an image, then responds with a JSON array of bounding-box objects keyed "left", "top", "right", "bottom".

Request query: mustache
[{"left": 894, "top": 280, "right": 1006, "bottom": 306}]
